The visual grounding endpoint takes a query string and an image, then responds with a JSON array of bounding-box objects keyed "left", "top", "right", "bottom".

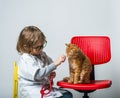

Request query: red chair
[{"left": 57, "top": 36, "right": 112, "bottom": 98}]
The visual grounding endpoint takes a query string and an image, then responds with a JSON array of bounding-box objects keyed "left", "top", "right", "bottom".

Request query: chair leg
[{"left": 83, "top": 92, "right": 89, "bottom": 98}]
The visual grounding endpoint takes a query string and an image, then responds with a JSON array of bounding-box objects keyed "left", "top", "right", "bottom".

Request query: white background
[{"left": 0, "top": 0, "right": 120, "bottom": 98}]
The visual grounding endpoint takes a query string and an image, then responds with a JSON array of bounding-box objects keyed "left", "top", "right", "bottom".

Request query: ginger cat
[{"left": 63, "top": 43, "right": 92, "bottom": 84}]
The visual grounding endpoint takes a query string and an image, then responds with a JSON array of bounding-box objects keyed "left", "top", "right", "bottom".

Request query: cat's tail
[{"left": 63, "top": 77, "right": 70, "bottom": 82}]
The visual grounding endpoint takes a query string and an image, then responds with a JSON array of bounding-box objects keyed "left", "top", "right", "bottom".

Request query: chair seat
[{"left": 57, "top": 80, "right": 112, "bottom": 91}]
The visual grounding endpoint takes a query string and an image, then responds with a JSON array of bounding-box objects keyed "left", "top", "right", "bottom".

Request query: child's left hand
[{"left": 50, "top": 71, "right": 56, "bottom": 79}]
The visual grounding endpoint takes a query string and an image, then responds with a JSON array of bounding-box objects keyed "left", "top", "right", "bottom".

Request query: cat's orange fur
[{"left": 63, "top": 43, "right": 92, "bottom": 84}]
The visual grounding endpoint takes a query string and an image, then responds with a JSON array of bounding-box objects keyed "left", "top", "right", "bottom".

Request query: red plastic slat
[
  {"left": 57, "top": 80, "right": 112, "bottom": 90},
  {"left": 71, "top": 36, "right": 111, "bottom": 65}
]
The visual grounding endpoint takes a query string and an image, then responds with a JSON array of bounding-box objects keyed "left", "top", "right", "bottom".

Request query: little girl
[{"left": 16, "top": 26, "right": 73, "bottom": 98}]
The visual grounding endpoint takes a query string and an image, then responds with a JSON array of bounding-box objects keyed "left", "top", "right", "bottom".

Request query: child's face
[{"left": 30, "top": 41, "right": 45, "bottom": 55}]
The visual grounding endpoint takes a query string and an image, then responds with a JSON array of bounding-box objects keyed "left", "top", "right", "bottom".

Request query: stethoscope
[{"left": 40, "top": 76, "right": 53, "bottom": 98}]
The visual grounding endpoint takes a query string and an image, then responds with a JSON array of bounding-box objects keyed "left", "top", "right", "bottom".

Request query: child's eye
[{"left": 33, "top": 40, "right": 47, "bottom": 51}]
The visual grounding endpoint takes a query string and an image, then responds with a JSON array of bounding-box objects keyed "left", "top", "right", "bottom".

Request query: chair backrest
[
  {"left": 71, "top": 36, "right": 111, "bottom": 65},
  {"left": 13, "top": 61, "right": 18, "bottom": 98}
]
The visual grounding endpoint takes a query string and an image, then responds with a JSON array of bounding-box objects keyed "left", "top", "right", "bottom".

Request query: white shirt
[{"left": 17, "top": 52, "right": 64, "bottom": 98}]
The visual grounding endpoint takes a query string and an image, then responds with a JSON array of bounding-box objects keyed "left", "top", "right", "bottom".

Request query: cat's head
[{"left": 65, "top": 43, "right": 83, "bottom": 58}]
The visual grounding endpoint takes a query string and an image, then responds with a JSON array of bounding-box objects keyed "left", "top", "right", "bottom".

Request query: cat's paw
[
  {"left": 78, "top": 80, "right": 84, "bottom": 83},
  {"left": 68, "top": 80, "right": 73, "bottom": 84},
  {"left": 74, "top": 81, "right": 79, "bottom": 84}
]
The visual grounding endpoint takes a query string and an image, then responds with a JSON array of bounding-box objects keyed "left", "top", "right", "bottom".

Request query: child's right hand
[{"left": 53, "top": 54, "right": 66, "bottom": 67}]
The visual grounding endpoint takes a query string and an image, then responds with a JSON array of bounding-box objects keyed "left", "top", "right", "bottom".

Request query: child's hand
[
  {"left": 53, "top": 54, "right": 66, "bottom": 67},
  {"left": 50, "top": 71, "right": 56, "bottom": 79}
]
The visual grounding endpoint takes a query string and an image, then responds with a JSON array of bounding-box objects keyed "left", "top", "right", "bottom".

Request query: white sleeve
[
  {"left": 18, "top": 54, "right": 39, "bottom": 81},
  {"left": 34, "top": 63, "right": 56, "bottom": 81}
]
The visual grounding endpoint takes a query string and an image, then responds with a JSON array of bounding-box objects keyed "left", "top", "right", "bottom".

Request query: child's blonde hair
[{"left": 16, "top": 26, "right": 46, "bottom": 54}]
